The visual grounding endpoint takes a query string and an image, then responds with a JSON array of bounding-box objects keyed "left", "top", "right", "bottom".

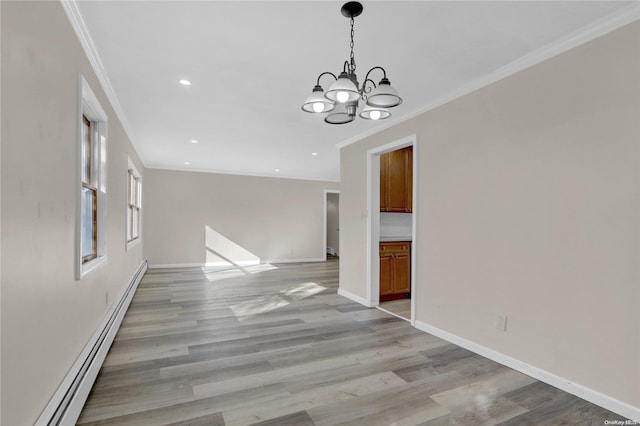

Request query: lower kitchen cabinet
[{"left": 379, "top": 241, "right": 411, "bottom": 302}]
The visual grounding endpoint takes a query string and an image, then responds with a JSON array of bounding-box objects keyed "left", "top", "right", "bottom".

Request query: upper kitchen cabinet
[{"left": 380, "top": 146, "right": 413, "bottom": 213}]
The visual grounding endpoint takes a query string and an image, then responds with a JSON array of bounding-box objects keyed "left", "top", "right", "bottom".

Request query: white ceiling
[{"left": 75, "top": 1, "right": 636, "bottom": 182}]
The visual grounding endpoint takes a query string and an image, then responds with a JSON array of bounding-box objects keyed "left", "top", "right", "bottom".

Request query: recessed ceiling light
[
  {"left": 179, "top": 79, "right": 192, "bottom": 86},
  {"left": 184, "top": 161, "right": 191, "bottom": 165},
  {"left": 190, "top": 139, "right": 198, "bottom": 144},
  {"left": 312, "top": 152, "right": 318, "bottom": 156},
  {"left": 275, "top": 169, "right": 280, "bottom": 172}
]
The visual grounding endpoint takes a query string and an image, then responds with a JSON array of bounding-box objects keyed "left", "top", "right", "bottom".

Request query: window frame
[
  {"left": 126, "top": 157, "right": 142, "bottom": 250},
  {"left": 77, "top": 76, "right": 108, "bottom": 279},
  {"left": 81, "top": 114, "right": 98, "bottom": 263}
]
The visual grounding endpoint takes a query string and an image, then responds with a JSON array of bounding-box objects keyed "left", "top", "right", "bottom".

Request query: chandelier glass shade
[
  {"left": 301, "top": 85, "right": 335, "bottom": 113},
  {"left": 301, "top": 1, "right": 402, "bottom": 124},
  {"left": 359, "top": 104, "right": 391, "bottom": 121},
  {"left": 325, "top": 72, "right": 360, "bottom": 103},
  {"left": 325, "top": 102, "right": 355, "bottom": 125}
]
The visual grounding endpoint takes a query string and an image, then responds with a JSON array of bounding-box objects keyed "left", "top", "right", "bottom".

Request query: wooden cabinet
[
  {"left": 380, "top": 146, "right": 412, "bottom": 213},
  {"left": 379, "top": 242, "right": 411, "bottom": 302}
]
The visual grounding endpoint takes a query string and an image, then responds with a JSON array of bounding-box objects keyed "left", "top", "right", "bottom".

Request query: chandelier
[{"left": 301, "top": 1, "right": 402, "bottom": 124}]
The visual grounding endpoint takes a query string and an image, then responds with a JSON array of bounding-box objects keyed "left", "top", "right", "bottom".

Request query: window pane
[
  {"left": 82, "top": 116, "right": 91, "bottom": 184},
  {"left": 132, "top": 208, "right": 139, "bottom": 239},
  {"left": 127, "top": 207, "right": 132, "bottom": 241},
  {"left": 128, "top": 171, "right": 134, "bottom": 205},
  {"left": 99, "top": 135, "right": 107, "bottom": 192},
  {"left": 81, "top": 186, "right": 97, "bottom": 259},
  {"left": 136, "top": 179, "right": 142, "bottom": 207}
]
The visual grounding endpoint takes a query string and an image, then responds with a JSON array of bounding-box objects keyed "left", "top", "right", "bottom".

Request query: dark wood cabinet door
[
  {"left": 379, "top": 252, "right": 394, "bottom": 295},
  {"left": 380, "top": 146, "right": 412, "bottom": 213},
  {"left": 387, "top": 148, "right": 408, "bottom": 212},
  {"left": 393, "top": 251, "right": 410, "bottom": 293},
  {"left": 379, "top": 242, "right": 411, "bottom": 301}
]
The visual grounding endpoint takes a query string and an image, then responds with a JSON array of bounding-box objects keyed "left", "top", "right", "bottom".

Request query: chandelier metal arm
[
  {"left": 361, "top": 78, "right": 376, "bottom": 100},
  {"left": 359, "top": 66, "right": 388, "bottom": 98},
  {"left": 343, "top": 60, "right": 356, "bottom": 75},
  {"left": 363, "top": 66, "right": 388, "bottom": 85},
  {"left": 315, "top": 71, "right": 338, "bottom": 86}
]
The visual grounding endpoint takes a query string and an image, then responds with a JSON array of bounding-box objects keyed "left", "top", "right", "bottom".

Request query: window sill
[
  {"left": 126, "top": 237, "right": 141, "bottom": 251},
  {"left": 80, "top": 255, "right": 108, "bottom": 279}
]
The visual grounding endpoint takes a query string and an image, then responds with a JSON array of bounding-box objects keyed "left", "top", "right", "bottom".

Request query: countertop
[{"left": 379, "top": 236, "right": 412, "bottom": 242}]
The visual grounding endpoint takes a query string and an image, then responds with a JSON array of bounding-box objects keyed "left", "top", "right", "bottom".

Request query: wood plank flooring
[
  {"left": 379, "top": 299, "right": 411, "bottom": 320},
  {"left": 78, "top": 260, "right": 627, "bottom": 425}
]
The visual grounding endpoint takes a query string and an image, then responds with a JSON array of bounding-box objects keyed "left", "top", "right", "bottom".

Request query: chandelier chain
[{"left": 349, "top": 16, "right": 356, "bottom": 74}]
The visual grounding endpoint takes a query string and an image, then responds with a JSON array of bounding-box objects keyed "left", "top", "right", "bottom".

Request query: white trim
[
  {"left": 148, "top": 258, "right": 326, "bottom": 269},
  {"left": 336, "top": 4, "right": 640, "bottom": 150},
  {"left": 36, "top": 260, "right": 148, "bottom": 426},
  {"left": 126, "top": 238, "right": 141, "bottom": 251},
  {"left": 337, "top": 288, "right": 372, "bottom": 307},
  {"left": 147, "top": 166, "right": 339, "bottom": 184},
  {"left": 126, "top": 156, "right": 142, "bottom": 250},
  {"left": 323, "top": 189, "right": 340, "bottom": 261},
  {"left": 365, "top": 151, "right": 378, "bottom": 308},
  {"left": 264, "top": 258, "right": 326, "bottom": 264},
  {"left": 60, "top": 0, "right": 140, "bottom": 167},
  {"left": 77, "top": 75, "right": 109, "bottom": 280},
  {"left": 410, "top": 140, "right": 418, "bottom": 326},
  {"left": 376, "top": 306, "right": 411, "bottom": 323},
  {"left": 366, "top": 135, "right": 418, "bottom": 324},
  {"left": 149, "top": 263, "right": 213, "bottom": 269},
  {"left": 207, "top": 260, "right": 260, "bottom": 267},
  {"left": 414, "top": 320, "right": 640, "bottom": 423},
  {"left": 79, "top": 256, "right": 108, "bottom": 277}
]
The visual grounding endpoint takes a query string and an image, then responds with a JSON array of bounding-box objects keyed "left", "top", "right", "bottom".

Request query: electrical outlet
[{"left": 496, "top": 315, "right": 508, "bottom": 332}]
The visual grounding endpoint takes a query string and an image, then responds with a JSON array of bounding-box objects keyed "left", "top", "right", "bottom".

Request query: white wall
[
  {"left": 1, "top": 2, "right": 145, "bottom": 424},
  {"left": 340, "top": 21, "right": 640, "bottom": 412},
  {"left": 379, "top": 212, "right": 412, "bottom": 239},
  {"left": 144, "top": 169, "right": 338, "bottom": 266}
]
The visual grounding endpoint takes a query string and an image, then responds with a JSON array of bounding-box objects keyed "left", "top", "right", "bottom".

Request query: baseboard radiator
[{"left": 35, "top": 260, "right": 148, "bottom": 426}]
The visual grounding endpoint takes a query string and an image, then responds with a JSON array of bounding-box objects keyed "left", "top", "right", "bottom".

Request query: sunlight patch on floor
[
  {"left": 281, "top": 282, "right": 327, "bottom": 300},
  {"left": 230, "top": 282, "right": 327, "bottom": 320},
  {"left": 230, "top": 295, "right": 290, "bottom": 320},
  {"left": 202, "top": 263, "right": 279, "bottom": 282}
]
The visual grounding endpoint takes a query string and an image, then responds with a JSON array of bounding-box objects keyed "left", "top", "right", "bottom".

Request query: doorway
[
  {"left": 324, "top": 190, "right": 340, "bottom": 261},
  {"left": 366, "top": 135, "right": 417, "bottom": 324}
]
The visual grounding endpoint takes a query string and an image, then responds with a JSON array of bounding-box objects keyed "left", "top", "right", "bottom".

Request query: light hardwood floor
[
  {"left": 78, "top": 260, "right": 625, "bottom": 425},
  {"left": 379, "top": 299, "right": 411, "bottom": 320}
]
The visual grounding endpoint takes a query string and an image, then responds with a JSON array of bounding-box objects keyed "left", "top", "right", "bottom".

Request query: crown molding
[
  {"left": 146, "top": 166, "right": 340, "bottom": 183},
  {"left": 337, "top": 3, "right": 640, "bottom": 149},
  {"left": 60, "top": 0, "right": 141, "bottom": 165}
]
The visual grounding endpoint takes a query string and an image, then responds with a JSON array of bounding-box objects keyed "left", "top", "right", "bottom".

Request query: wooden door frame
[{"left": 366, "top": 134, "right": 417, "bottom": 325}]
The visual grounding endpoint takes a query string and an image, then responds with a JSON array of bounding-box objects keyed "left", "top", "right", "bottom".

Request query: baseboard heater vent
[{"left": 36, "top": 260, "right": 148, "bottom": 426}]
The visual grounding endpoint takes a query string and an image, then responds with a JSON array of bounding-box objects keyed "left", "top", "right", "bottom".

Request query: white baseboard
[
  {"left": 376, "top": 306, "right": 410, "bottom": 323},
  {"left": 414, "top": 320, "right": 640, "bottom": 423},
  {"left": 35, "top": 260, "right": 148, "bottom": 426},
  {"left": 263, "top": 257, "right": 325, "bottom": 264},
  {"left": 149, "top": 262, "right": 207, "bottom": 269},
  {"left": 337, "top": 288, "right": 372, "bottom": 307},
  {"left": 149, "top": 258, "right": 326, "bottom": 269}
]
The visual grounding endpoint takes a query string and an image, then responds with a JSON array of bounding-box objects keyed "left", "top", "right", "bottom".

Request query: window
[
  {"left": 127, "top": 159, "right": 142, "bottom": 246},
  {"left": 81, "top": 115, "right": 98, "bottom": 262},
  {"left": 77, "top": 76, "right": 108, "bottom": 279}
]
